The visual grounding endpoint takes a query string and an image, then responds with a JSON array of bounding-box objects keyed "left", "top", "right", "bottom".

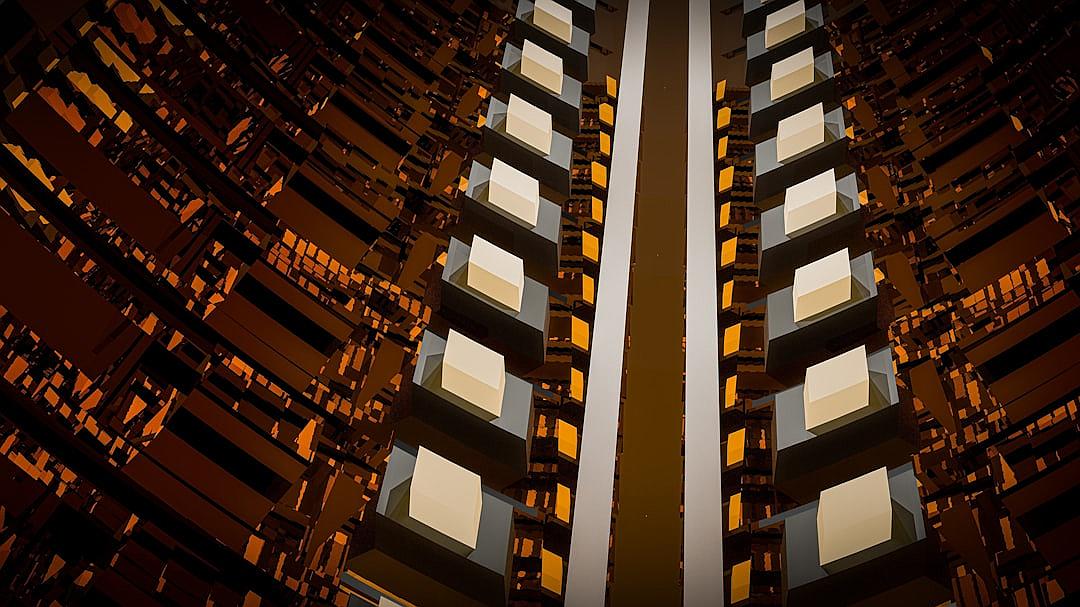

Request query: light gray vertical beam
[
  {"left": 564, "top": 0, "right": 650, "bottom": 604},
  {"left": 684, "top": 0, "right": 726, "bottom": 605}
]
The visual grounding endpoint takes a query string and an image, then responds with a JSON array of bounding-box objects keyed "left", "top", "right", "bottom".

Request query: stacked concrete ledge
[
  {"left": 742, "top": 2, "right": 951, "bottom": 605},
  {"left": 353, "top": 1, "right": 596, "bottom": 605}
]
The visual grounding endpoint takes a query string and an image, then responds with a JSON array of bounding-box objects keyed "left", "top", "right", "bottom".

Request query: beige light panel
[
  {"left": 765, "top": 0, "right": 807, "bottom": 49},
  {"left": 521, "top": 39, "right": 564, "bottom": 95},
  {"left": 776, "top": 102, "right": 825, "bottom": 162},
  {"left": 792, "top": 247, "right": 851, "bottom": 322},
  {"left": 784, "top": 168, "right": 838, "bottom": 234},
  {"left": 533, "top": 0, "right": 574, "bottom": 44},
  {"left": 409, "top": 446, "right": 483, "bottom": 553},
  {"left": 378, "top": 598, "right": 403, "bottom": 607},
  {"left": 817, "top": 467, "right": 893, "bottom": 567},
  {"left": 771, "top": 47, "right": 815, "bottom": 100},
  {"left": 488, "top": 158, "right": 540, "bottom": 227},
  {"left": 467, "top": 236, "right": 525, "bottom": 312},
  {"left": 441, "top": 329, "right": 506, "bottom": 420},
  {"left": 803, "top": 344, "right": 869, "bottom": 434},
  {"left": 506, "top": 94, "right": 553, "bottom": 155}
]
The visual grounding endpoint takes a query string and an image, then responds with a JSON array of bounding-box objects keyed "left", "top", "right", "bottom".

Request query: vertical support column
[
  {"left": 684, "top": 0, "right": 725, "bottom": 605},
  {"left": 564, "top": 0, "right": 650, "bottom": 604}
]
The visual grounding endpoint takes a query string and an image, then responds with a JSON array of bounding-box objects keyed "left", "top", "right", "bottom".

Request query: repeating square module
[
  {"left": 533, "top": 0, "right": 574, "bottom": 43},
  {"left": 792, "top": 247, "right": 852, "bottom": 322},
  {"left": 521, "top": 39, "right": 564, "bottom": 94},
  {"left": 803, "top": 344, "right": 870, "bottom": 434},
  {"left": 765, "top": 0, "right": 806, "bottom": 48},
  {"left": 466, "top": 235, "right": 526, "bottom": 312},
  {"left": 409, "top": 447, "right": 483, "bottom": 554},
  {"left": 442, "top": 329, "right": 506, "bottom": 421},
  {"left": 776, "top": 102, "right": 825, "bottom": 162},
  {"left": 506, "top": 94, "right": 554, "bottom": 155},
  {"left": 488, "top": 158, "right": 540, "bottom": 227}
]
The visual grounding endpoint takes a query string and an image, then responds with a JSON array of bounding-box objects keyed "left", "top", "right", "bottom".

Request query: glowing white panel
[
  {"left": 409, "top": 447, "right": 483, "bottom": 553},
  {"left": 817, "top": 467, "right": 893, "bottom": 566},
  {"left": 521, "top": 39, "right": 564, "bottom": 94},
  {"left": 466, "top": 236, "right": 525, "bottom": 312},
  {"left": 765, "top": 0, "right": 806, "bottom": 49},
  {"left": 803, "top": 345, "right": 869, "bottom": 433},
  {"left": 776, "top": 102, "right": 824, "bottom": 162},
  {"left": 771, "top": 47, "right": 815, "bottom": 100},
  {"left": 792, "top": 247, "right": 851, "bottom": 322},
  {"left": 488, "top": 158, "right": 540, "bottom": 227},
  {"left": 506, "top": 94, "right": 553, "bottom": 155},
  {"left": 442, "top": 329, "right": 506, "bottom": 421},
  {"left": 534, "top": 0, "right": 574, "bottom": 44},
  {"left": 783, "top": 168, "right": 838, "bottom": 234}
]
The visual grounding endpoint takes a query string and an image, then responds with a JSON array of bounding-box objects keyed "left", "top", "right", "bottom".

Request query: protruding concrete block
[
  {"left": 466, "top": 235, "right": 525, "bottom": 312},
  {"left": 803, "top": 345, "right": 869, "bottom": 434},
  {"left": 784, "top": 168, "right": 838, "bottom": 234},
  {"left": 409, "top": 447, "right": 483, "bottom": 554},
  {"left": 817, "top": 467, "right": 893, "bottom": 567},
  {"left": 765, "top": 0, "right": 806, "bottom": 49},
  {"left": 776, "top": 102, "right": 824, "bottom": 162},
  {"left": 488, "top": 158, "right": 540, "bottom": 227},
  {"left": 521, "top": 39, "right": 564, "bottom": 94},
  {"left": 506, "top": 94, "right": 553, "bottom": 155},
  {"left": 771, "top": 47, "right": 815, "bottom": 100},
  {"left": 441, "top": 329, "right": 506, "bottom": 421},
  {"left": 534, "top": 0, "right": 574, "bottom": 44},
  {"left": 792, "top": 247, "right": 851, "bottom": 321}
]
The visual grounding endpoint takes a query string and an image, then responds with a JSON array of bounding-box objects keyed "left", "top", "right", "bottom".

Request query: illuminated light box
[
  {"left": 466, "top": 236, "right": 525, "bottom": 312},
  {"left": 521, "top": 39, "right": 564, "bottom": 94},
  {"left": 488, "top": 158, "right": 540, "bottom": 227},
  {"left": 792, "top": 247, "right": 851, "bottom": 322},
  {"left": 803, "top": 344, "right": 869, "bottom": 434},
  {"left": 783, "top": 168, "right": 838, "bottom": 234},
  {"left": 817, "top": 467, "right": 894, "bottom": 568},
  {"left": 776, "top": 102, "right": 824, "bottom": 162},
  {"left": 534, "top": 0, "right": 574, "bottom": 44},
  {"left": 771, "top": 47, "right": 815, "bottom": 100},
  {"left": 441, "top": 329, "right": 506, "bottom": 421},
  {"left": 765, "top": 0, "right": 806, "bottom": 48},
  {"left": 506, "top": 94, "right": 553, "bottom": 155},
  {"left": 409, "top": 447, "right": 483, "bottom": 554}
]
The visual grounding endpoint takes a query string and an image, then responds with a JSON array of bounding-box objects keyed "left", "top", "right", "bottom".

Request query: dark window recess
[
  {"left": 328, "top": 93, "right": 411, "bottom": 157},
  {"left": 212, "top": 220, "right": 262, "bottom": 265},
  {"left": 921, "top": 110, "right": 1010, "bottom": 175},
  {"left": 141, "top": 341, "right": 201, "bottom": 393},
  {"left": 45, "top": 501, "right": 115, "bottom": 563},
  {"left": 168, "top": 408, "right": 292, "bottom": 502},
  {"left": 944, "top": 197, "right": 1046, "bottom": 265},
  {"left": 976, "top": 305, "right": 1080, "bottom": 384},
  {"left": 287, "top": 171, "right": 381, "bottom": 244},
  {"left": 0, "top": 2, "right": 32, "bottom": 44},
  {"left": 207, "top": 369, "right": 246, "bottom": 404},
  {"left": 1015, "top": 481, "right": 1080, "bottom": 538},
  {"left": 355, "top": 27, "right": 436, "bottom": 92},
  {"left": 267, "top": 126, "right": 309, "bottom": 166},
  {"left": 129, "top": 526, "right": 217, "bottom": 582},
  {"left": 233, "top": 275, "right": 339, "bottom": 354},
  {"left": 205, "top": 371, "right": 307, "bottom": 429}
]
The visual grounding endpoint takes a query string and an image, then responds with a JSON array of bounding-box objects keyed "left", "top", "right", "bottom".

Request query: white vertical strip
[
  {"left": 564, "top": 0, "right": 650, "bottom": 604},
  {"left": 684, "top": 0, "right": 725, "bottom": 605}
]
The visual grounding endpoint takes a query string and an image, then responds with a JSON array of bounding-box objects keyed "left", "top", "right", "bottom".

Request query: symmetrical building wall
[
  {"left": 0, "top": 0, "right": 1076, "bottom": 605},
  {"left": 830, "top": 1, "right": 1079, "bottom": 604},
  {"left": 723, "top": 0, "right": 1079, "bottom": 605},
  {"left": 0, "top": 1, "right": 605, "bottom": 605}
]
